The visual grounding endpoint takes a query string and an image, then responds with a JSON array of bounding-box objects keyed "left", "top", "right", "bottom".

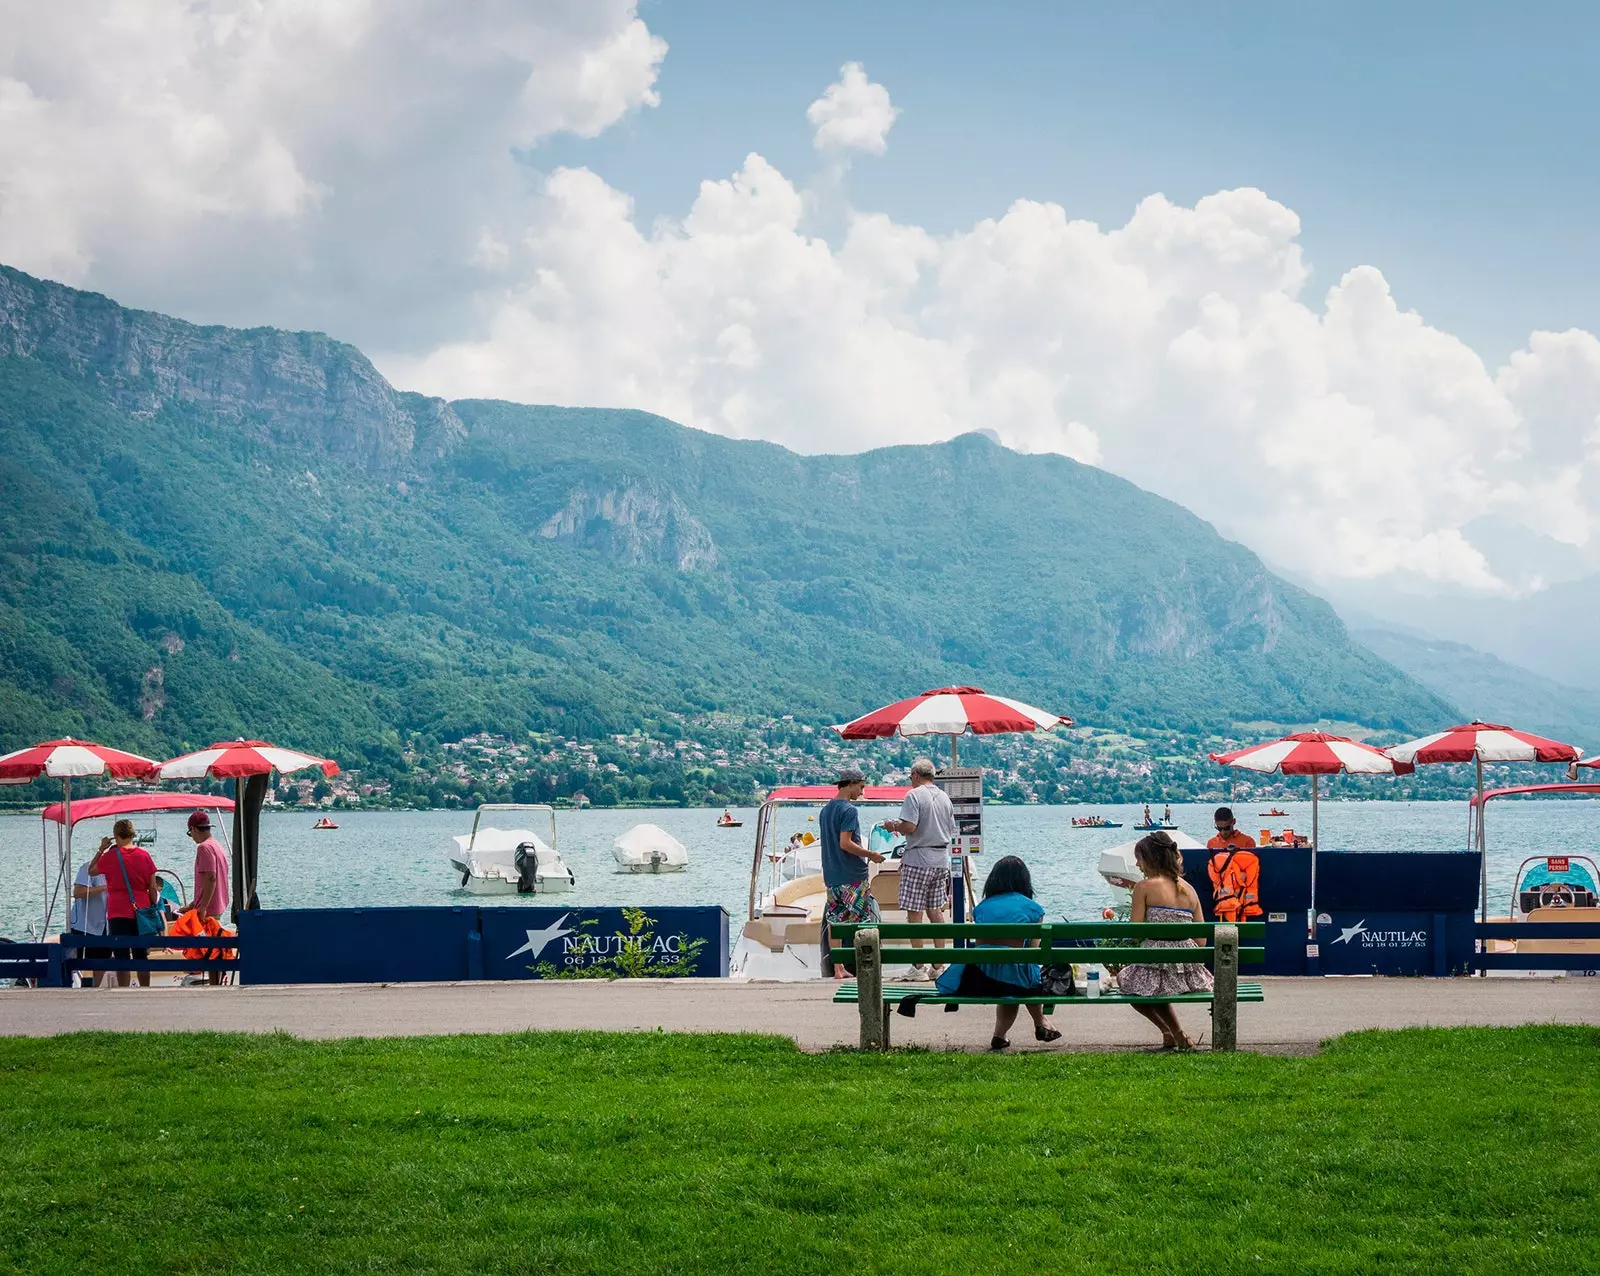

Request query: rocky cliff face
[
  {"left": 539, "top": 481, "right": 720, "bottom": 571},
  {"left": 0, "top": 265, "right": 462, "bottom": 474}
]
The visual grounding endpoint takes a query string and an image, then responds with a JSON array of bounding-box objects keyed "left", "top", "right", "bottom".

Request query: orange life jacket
[
  {"left": 1208, "top": 847, "right": 1263, "bottom": 922},
  {"left": 171, "top": 908, "right": 237, "bottom": 962}
]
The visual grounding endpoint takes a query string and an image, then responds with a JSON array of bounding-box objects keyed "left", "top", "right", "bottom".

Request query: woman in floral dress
[{"left": 1118, "top": 831, "right": 1213, "bottom": 1050}]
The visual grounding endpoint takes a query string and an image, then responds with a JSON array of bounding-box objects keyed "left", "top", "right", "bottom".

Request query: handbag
[
  {"left": 113, "top": 848, "right": 166, "bottom": 937},
  {"left": 1040, "top": 963, "right": 1078, "bottom": 997}
]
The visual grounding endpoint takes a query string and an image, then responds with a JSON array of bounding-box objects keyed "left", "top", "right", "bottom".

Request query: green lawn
[{"left": 1, "top": 1026, "right": 1595, "bottom": 1274}]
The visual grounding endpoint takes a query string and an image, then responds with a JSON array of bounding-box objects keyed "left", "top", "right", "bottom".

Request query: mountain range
[{"left": 0, "top": 263, "right": 1462, "bottom": 768}]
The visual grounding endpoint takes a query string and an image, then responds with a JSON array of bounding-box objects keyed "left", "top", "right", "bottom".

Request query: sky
[{"left": 4, "top": 0, "right": 1600, "bottom": 608}]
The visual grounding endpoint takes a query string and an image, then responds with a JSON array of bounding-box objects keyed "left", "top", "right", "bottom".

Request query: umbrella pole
[
  {"left": 1476, "top": 755, "right": 1486, "bottom": 927},
  {"left": 950, "top": 735, "right": 958, "bottom": 767},
  {"left": 1310, "top": 772, "right": 1319, "bottom": 939}
]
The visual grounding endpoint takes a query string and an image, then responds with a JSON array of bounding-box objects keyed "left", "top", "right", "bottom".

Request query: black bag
[{"left": 1040, "top": 963, "right": 1077, "bottom": 997}]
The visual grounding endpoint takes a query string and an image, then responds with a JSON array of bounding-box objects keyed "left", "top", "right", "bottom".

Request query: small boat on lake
[
  {"left": 1071, "top": 816, "right": 1123, "bottom": 829},
  {"left": 448, "top": 804, "right": 575, "bottom": 895},
  {"left": 312, "top": 816, "right": 338, "bottom": 830},
  {"left": 716, "top": 809, "right": 743, "bottom": 828},
  {"left": 1259, "top": 809, "right": 1289, "bottom": 818},
  {"left": 1133, "top": 822, "right": 1176, "bottom": 831},
  {"left": 614, "top": 823, "right": 690, "bottom": 874}
]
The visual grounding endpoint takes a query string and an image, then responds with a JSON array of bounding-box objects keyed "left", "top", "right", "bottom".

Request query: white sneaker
[{"left": 898, "top": 964, "right": 931, "bottom": 982}]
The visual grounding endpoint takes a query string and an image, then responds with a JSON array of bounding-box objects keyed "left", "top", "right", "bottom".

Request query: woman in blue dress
[{"left": 942, "top": 855, "right": 1062, "bottom": 1050}]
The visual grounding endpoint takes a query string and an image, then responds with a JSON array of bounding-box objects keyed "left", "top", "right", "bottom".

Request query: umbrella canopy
[
  {"left": 1385, "top": 721, "right": 1581, "bottom": 766},
  {"left": 1211, "top": 732, "right": 1409, "bottom": 777},
  {"left": 154, "top": 739, "right": 339, "bottom": 780},
  {"left": 0, "top": 737, "right": 159, "bottom": 782},
  {"left": 834, "top": 686, "right": 1069, "bottom": 757},
  {"left": 1385, "top": 721, "right": 1581, "bottom": 927}
]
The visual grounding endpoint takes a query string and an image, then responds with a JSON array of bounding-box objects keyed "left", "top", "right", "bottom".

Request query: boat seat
[
  {"left": 772, "top": 874, "right": 824, "bottom": 908},
  {"left": 1520, "top": 907, "right": 1600, "bottom": 954},
  {"left": 742, "top": 917, "right": 822, "bottom": 952}
]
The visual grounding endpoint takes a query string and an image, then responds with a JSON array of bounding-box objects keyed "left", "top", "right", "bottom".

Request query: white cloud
[
  {"left": 0, "top": 0, "right": 666, "bottom": 346},
  {"left": 807, "top": 62, "right": 898, "bottom": 154},
  {"left": 5, "top": 17, "right": 1600, "bottom": 595}
]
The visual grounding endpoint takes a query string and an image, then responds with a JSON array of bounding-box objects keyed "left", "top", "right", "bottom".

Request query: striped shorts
[{"left": 897, "top": 861, "right": 951, "bottom": 912}]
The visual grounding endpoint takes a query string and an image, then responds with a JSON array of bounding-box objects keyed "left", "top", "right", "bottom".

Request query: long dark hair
[
  {"left": 1135, "top": 831, "right": 1183, "bottom": 884},
  {"left": 984, "top": 855, "right": 1034, "bottom": 899}
]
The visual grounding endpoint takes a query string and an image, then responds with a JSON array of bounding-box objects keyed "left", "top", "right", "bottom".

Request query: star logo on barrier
[
  {"left": 1333, "top": 920, "right": 1368, "bottom": 946},
  {"left": 507, "top": 913, "right": 575, "bottom": 961}
]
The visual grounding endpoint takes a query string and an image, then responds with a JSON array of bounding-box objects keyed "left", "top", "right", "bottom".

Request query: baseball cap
[
  {"left": 187, "top": 811, "right": 212, "bottom": 831},
  {"left": 836, "top": 768, "right": 866, "bottom": 786}
]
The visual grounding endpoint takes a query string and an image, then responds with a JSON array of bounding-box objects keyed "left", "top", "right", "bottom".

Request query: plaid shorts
[{"left": 897, "top": 861, "right": 952, "bottom": 913}]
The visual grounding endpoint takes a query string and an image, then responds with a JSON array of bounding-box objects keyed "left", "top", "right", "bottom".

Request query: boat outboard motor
[{"left": 514, "top": 842, "right": 540, "bottom": 894}]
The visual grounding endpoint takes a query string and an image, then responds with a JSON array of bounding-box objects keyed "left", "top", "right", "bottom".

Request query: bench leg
[
  {"left": 1213, "top": 923, "right": 1238, "bottom": 1052},
  {"left": 855, "top": 927, "right": 887, "bottom": 1051}
]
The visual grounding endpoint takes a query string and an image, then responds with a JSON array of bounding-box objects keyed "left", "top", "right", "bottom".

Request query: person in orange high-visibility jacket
[{"left": 1206, "top": 806, "right": 1262, "bottom": 923}]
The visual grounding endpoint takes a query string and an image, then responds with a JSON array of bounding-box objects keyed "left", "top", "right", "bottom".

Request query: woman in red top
[{"left": 93, "top": 819, "right": 162, "bottom": 988}]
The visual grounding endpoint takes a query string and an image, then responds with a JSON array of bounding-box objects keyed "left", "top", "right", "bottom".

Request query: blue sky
[{"left": 540, "top": 0, "right": 1600, "bottom": 363}]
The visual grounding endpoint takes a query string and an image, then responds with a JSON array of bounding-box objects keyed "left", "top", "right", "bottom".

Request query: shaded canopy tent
[
  {"left": 1209, "top": 732, "right": 1408, "bottom": 934},
  {"left": 1385, "top": 721, "right": 1582, "bottom": 924},
  {"left": 40, "top": 793, "right": 237, "bottom": 920},
  {"left": 0, "top": 738, "right": 160, "bottom": 934},
  {"left": 154, "top": 740, "right": 339, "bottom": 922},
  {"left": 833, "top": 685, "right": 1071, "bottom": 765}
]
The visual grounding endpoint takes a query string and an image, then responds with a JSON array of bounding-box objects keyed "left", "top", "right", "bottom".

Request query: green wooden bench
[{"left": 829, "top": 921, "right": 1266, "bottom": 1052}]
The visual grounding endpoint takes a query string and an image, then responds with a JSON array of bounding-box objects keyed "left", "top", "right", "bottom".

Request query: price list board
[{"left": 935, "top": 766, "right": 984, "bottom": 857}]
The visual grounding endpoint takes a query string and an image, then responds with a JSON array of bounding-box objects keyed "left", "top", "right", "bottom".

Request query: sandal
[
  {"left": 989, "top": 1036, "right": 1010, "bottom": 1052},
  {"left": 1034, "top": 1025, "right": 1062, "bottom": 1043},
  {"left": 1175, "top": 1033, "right": 1204, "bottom": 1052}
]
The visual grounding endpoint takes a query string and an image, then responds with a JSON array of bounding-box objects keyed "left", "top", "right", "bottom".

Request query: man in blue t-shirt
[{"left": 817, "top": 769, "right": 886, "bottom": 980}]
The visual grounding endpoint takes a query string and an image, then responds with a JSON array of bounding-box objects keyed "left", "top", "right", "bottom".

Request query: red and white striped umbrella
[
  {"left": 834, "top": 686, "right": 1070, "bottom": 742},
  {"left": 0, "top": 737, "right": 159, "bottom": 782},
  {"left": 155, "top": 739, "right": 339, "bottom": 781},
  {"left": 1210, "top": 731, "right": 1408, "bottom": 776},
  {"left": 1384, "top": 720, "right": 1581, "bottom": 766},
  {"left": 1385, "top": 721, "right": 1581, "bottom": 925}
]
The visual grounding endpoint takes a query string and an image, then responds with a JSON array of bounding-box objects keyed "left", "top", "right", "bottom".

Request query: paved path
[{"left": 4, "top": 977, "right": 1599, "bottom": 1051}]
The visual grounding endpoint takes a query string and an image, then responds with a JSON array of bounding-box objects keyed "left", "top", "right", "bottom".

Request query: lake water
[{"left": 5, "top": 798, "right": 1598, "bottom": 942}]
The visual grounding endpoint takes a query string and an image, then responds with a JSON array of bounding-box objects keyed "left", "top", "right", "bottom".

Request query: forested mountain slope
[{"left": 0, "top": 264, "right": 1454, "bottom": 761}]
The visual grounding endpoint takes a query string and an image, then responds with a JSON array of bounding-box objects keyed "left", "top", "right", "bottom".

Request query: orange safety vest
[
  {"left": 171, "top": 908, "right": 237, "bottom": 962},
  {"left": 1207, "top": 846, "right": 1263, "bottom": 922}
]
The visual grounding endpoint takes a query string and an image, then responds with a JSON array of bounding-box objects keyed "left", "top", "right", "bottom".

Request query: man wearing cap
[
  {"left": 818, "top": 769, "right": 886, "bottom": 981},
  {"left": 883, "top": 758, "right": 957, "bottom": 982},
  {"left": 187, "top": 812, "right": 231, "bottom": 984}
]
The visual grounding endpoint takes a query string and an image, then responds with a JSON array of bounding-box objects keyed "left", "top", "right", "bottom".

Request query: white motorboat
[
  {"left": 731, "top": 784, "right": 931, "bottom": 980},
  {"left": 448, "top": 804, "right": 575, "bottom": 895},
  {"left": 1097, "top": 828, "right": 1207, "bottom": 911},
  {"left": 613, "top": 823, "right": 689, "bottom": 873}
]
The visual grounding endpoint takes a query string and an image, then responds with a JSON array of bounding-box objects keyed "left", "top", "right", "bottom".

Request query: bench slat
[
  {"left": 833, "top": 980, "right": 1266, "bottom": 1006},
  {"left": 829, "top": 921, "right": 1265, "bottom": 941},
  {"left": 828, "top": 946, "right": 1265, "bottom": 966}
]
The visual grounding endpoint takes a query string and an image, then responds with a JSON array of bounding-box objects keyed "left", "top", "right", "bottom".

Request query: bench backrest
[{"left": 828, "top": 921, "right": 1265, "bottom": 966}]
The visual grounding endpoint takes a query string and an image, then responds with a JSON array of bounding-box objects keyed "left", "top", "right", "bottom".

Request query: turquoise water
[{"left": 4, "top": 799, "right": 1598, "bottom": 940}]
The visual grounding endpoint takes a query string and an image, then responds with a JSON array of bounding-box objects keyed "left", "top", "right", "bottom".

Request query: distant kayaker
[{"left": 818, "top": 769, "right": 885, "bottom": 982}]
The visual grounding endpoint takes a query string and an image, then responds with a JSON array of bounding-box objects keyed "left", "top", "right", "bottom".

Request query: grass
[{"left": 1, "top": 1026, "right": 1596, "bottom": 1274}]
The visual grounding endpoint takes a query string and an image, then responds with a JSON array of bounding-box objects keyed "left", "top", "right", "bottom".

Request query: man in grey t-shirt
[{"left": 884, "top": 758, "right": 957, "bottom": 981}]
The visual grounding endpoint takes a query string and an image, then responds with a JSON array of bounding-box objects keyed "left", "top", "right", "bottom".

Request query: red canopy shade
[
  {"left": 0, "top": 738, "right": 158, "bottom": 782},
  {"left": 42, "top": 793, "right": 236, "bottom": 827},
  {"left": 835, "top": 686, "right": 1070, "bottom": 739},
  {"left": 764, "top": 785, "right": 911, "bottom": 803}
]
